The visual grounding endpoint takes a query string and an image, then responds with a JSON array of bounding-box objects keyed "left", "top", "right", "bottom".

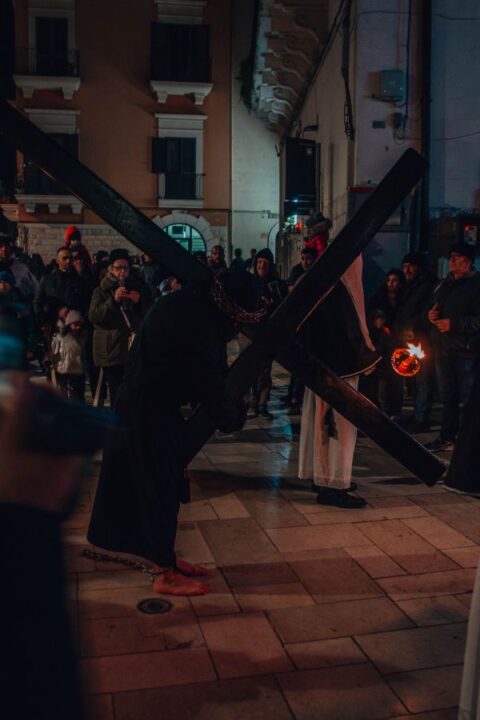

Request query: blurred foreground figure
[
  {"left": 1, "top": 377, "right": 84, "bottom": 720},
  {"left": 88, "top": 269, "right": 264, "bottom": 596}
]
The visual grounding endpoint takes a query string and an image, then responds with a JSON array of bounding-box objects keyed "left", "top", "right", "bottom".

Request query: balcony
[
  {"left": 14, "top": 47, "right": 81, "bottom": 100},
  {"left": 158, "top": 173, "right": 204, "bottom": 209}
]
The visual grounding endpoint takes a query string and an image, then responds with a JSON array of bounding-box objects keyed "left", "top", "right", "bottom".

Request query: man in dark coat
[
  {"left": 89, "top": 249, "right": 150, "bottom": 407},
  {"left": 88, "top": 268, "right": 263, "bottom": 596},
  {"left": 34, "top": 246, "right": 85, "bottom": 331},
  {"left": 394, "top": 252, "right": 437, "bottom": 431},
  {"left": 427, "top": 242, "right": 480, "bottom": 452}
]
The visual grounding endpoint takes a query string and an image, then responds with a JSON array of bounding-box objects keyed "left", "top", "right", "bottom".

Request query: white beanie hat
[{"left": 65, "top": 310, "right": 84, "bottom": 326}]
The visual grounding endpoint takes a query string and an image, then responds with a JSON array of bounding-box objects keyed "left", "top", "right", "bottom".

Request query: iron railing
[
  {"left": 15, "top": 47, "right": 80, "bottom": 77},
  {"left": 159, "top": 173, "right": 204, "bottom": 201}
]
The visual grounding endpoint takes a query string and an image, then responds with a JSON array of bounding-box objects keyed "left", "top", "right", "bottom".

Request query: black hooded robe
[{"left": 88, "top": 287, "right": 243, "bottom": 566}]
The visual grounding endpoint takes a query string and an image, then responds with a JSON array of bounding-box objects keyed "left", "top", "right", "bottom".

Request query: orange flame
[{"left": 391, "top": 343, "right": 426, "bottom": 377}]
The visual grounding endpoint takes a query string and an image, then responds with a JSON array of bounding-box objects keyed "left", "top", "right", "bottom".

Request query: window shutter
[
  {"left": 151, "top": 137, "right": 167, "bottom": 173},
  {"left": 180, "top": 138, "right": 196, "bottom": 173}
]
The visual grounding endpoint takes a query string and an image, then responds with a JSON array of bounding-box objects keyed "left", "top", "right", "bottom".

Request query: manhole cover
[{"left": 137, "top": 598, "right": 173, "bottom": 615}]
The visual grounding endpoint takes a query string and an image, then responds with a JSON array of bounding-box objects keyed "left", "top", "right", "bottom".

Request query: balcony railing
[
  {"left": 15, "top": 47, "right": 80, "bottom": 77},
  {"left": 159, "top": 173, "right": 204, "bottom": 201}
]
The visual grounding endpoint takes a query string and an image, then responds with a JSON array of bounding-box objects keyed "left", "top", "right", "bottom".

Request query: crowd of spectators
[{"left": 2, "top": 223, "right": 479, "bottom": 471}]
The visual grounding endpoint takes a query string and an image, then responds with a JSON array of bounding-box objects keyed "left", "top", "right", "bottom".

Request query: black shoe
[
  {"left": 311, "top": 481, "right": 357, "bottom": 493},
  {"left": 316, "top": 488, "right": 367, "bottom": 508},
  {"left": 425, "top": 438, "right": 455, "bottom": 452},
  {"left": 258, "top": 406, "right": 273, "bottom": 419}
]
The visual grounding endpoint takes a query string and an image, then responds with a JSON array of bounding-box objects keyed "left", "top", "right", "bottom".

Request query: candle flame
[{"left": 406, "top": 342, "right": 425, "bottom": 360}]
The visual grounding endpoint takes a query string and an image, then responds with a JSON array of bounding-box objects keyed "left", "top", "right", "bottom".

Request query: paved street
[{"left": 67, "top": 362, "right": 476, "bottom": 720}]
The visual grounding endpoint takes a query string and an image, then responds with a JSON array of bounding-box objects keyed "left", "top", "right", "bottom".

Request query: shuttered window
[
  {"left": 151, "top": 23, "right": 210, "bottom": 83},
  {"left": 152, "top": 137, "right": 197, "bottom": 199}
]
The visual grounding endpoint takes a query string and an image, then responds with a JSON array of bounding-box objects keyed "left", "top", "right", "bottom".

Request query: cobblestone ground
[{"left": 66, "top": 360, "right": 477, "bottom": 720}]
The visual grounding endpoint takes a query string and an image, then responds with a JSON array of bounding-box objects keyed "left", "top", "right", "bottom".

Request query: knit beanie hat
[
  {"left": 65, "top": 225, "right": 81, "bottom": 244},
  {"left": 254, "top": 248, "right": 274, "bottom": 263},
  {"left": 108, "top": 248, "right": 130, "bottom": 265}
]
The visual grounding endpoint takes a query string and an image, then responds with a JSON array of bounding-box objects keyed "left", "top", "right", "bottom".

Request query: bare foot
[
  {"left": 152, "top": 569, "right": 211, "bottom": 596},
  {"left": 175, "top": 557, "right": 211, "bottom": 577}
]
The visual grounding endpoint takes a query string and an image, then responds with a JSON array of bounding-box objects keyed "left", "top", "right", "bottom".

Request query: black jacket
[
  {"left": 34, "top": 269, "right": 86, "bottom": 326},
  {"left": 430, "top": 271, "right": 480, "bottom": 356},
  {"left": 394, "top": 271, "right": 437, "bottom": 344},
  {"left": 299, "top": 281, "right": 380, "bottom": 377}
]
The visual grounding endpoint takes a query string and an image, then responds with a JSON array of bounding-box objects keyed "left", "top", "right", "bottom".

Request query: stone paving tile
[
  {"left": 456, "top": 593, "right": 472, "bottom": 609},
  {"left": 396, "top": 596, "right": 470, "bottom": 626},
  {"left": 266, "top": 523, "right": 372, "bottom": 554},
  {"left": 81, "top": 648, "right": 216, "bottom": 694},
  {"left": 189, "top": 568, "right": 240, "bottom": 617},
  {"left": 222, "top": 561, "right": 298, "bottom": 588},
  {"left": 386, "top": 665, "right": 463, "bottom": 714},
  {"left": 306, "top": 506, "right": 428, "bottom": 523},
  {"left": 268, "top": 597, "right": 413, "bottom": 644},
  {"left": 200, "top": 613, "right": 293, "bottom": 678},
  {"left": 236, "top": 489, "right": 309, "bottom": 529},
  {"left": 354, "top": 519, "right": 460, "bottom": 574},
  {"left": 234, "top": 582, "right": 315, "bottom": 611},
  {"left": 84, "top": 693, "right": 114, "bottom": 720},
  {"left": 208, "top": 493, "right": 251, "bottom": 519},
  {"left": 113, "top": 676, "right": 294, "bottom": 720},
  {"left": 79, "top": 584, "right": 190, "bottom": 620},
  {"left": 286, "top": 637, "right": 368, "bottom": 670},
  {"left": 392, "top": 710, "right": 458, "bottom": 720},
  {"left": 178, "top": 500, "right": 217, "bottom": 522},
  {"left": 378, "top": 569, "right": 476, "bottom": 600},
  {"left": 409, "top": 493, "right": 469, "bottom": 507},
  {"left": 425, "top": 503, "right": 480, "bottom": 544},
  {"left": 277, "top": 663, "right": 407, "bottom": 720},
  {"left": 288, "top": 555, "right": 383, "bottom": 603},
  {"left": 175, "top": 522, "right": 216, "bottom": 565},
  {"left": 78, "top": 570, "right": 153, "bottom": 592},
  {"left": 79, "top": 604, "right": 204, "bottom": 657},
  {"left": 442, "top": 546, "right": 480, "bottom": 568},
  {"left": 355, "top": 623, "right": 467, "bottom": 672},
  {"left": 198, "top": 518, "right": 282, "bottom": 566},
  {"left": 401, "top": 516, "right": 475, "bottom": 550},
  {"left": 345, "top": 545, "right": 407, "bottom": 578}
]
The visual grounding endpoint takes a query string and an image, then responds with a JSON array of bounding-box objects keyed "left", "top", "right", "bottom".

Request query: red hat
[{"left": 65, "top": 225, "right": 81, "bottom": 245}]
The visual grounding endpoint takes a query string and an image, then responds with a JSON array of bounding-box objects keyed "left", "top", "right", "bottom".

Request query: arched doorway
[{"left": 164, "top": 223, "right": 206, "bottom": 254}]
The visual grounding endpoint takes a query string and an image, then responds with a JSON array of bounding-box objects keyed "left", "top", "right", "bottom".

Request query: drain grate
[{"left": 137, "top": 598, "right": 173, "bottom": 615}]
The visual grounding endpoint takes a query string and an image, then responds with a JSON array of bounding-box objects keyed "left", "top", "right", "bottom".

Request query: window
[
  {"left": 164, "top": 223, "right": 206, "bottom": 254},
  {"left": 24, "top": 133, "right": 78, "bottom": 194},
  {"left": 35, "top": 16, "right": 69, "bottom": 75},
  {"left": 152, "top": 137, "right": 197, "bottom": 200},
  {"left": 154, "top": 113, "right": 206, "bottom": 208},
  {"left": 151, "top": 23, "right": 210, "bottom": 83}
]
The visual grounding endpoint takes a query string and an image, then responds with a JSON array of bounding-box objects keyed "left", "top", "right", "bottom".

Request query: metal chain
[{"left": 80, "top": 548, "right": 165, "bottom": 582}]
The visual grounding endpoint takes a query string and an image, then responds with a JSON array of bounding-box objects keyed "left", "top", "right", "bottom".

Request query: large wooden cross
[{"left": 0, "top": 99, "right": 444, "bottom": 485}]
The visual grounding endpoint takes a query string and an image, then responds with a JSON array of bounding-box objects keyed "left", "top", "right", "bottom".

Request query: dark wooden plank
[{"left": 0, "top": 99, "right": 211, "bottom": 284}]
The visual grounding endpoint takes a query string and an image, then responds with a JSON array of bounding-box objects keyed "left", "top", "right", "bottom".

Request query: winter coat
[
  {"left": 51, "top": 331, "right": 85, "bottom": 375},
  {"left": 34, "top": 269, "right": 86, "bottom": 327},
  {"left": 89, "top": 273, "right": 149, "bottom": 368},
  {"left": 430, "top": 271, "right": 480, "bottom": 356},
  {"left": 394, "top": 271, "right": 437, "bottom": 344}
]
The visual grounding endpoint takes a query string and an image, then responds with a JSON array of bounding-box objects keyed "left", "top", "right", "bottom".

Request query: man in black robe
[{"left": 88, "top": 269, "right": 264, "bottom": 596}]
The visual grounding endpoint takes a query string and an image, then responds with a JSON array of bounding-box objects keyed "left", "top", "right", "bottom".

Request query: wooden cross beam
[
  {"left": 0, "top": 100, "right": 444, "bottom": 484},
  {"left": 0, "top": 100, "right": 210, "bottom": 285}
]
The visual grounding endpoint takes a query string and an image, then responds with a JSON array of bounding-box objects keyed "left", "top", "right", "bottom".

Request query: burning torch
[{"left": 391, "top": 342, "right": 425, "bottom": 377}]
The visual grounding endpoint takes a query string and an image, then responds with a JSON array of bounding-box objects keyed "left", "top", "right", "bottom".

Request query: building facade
[
  {"left": 2, "top": 0, "right": 274, "bottom": 263},
  {"left": 249, "top": 0, "right": 480, "bottom": 289}
]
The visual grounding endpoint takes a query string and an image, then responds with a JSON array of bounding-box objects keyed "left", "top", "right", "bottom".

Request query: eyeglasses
[
  {"left": 59, "top": 255, "right": 71, "bottom": 261},
  {"left": 112, "top": 264, "right": 129, "bottom": 271}
]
